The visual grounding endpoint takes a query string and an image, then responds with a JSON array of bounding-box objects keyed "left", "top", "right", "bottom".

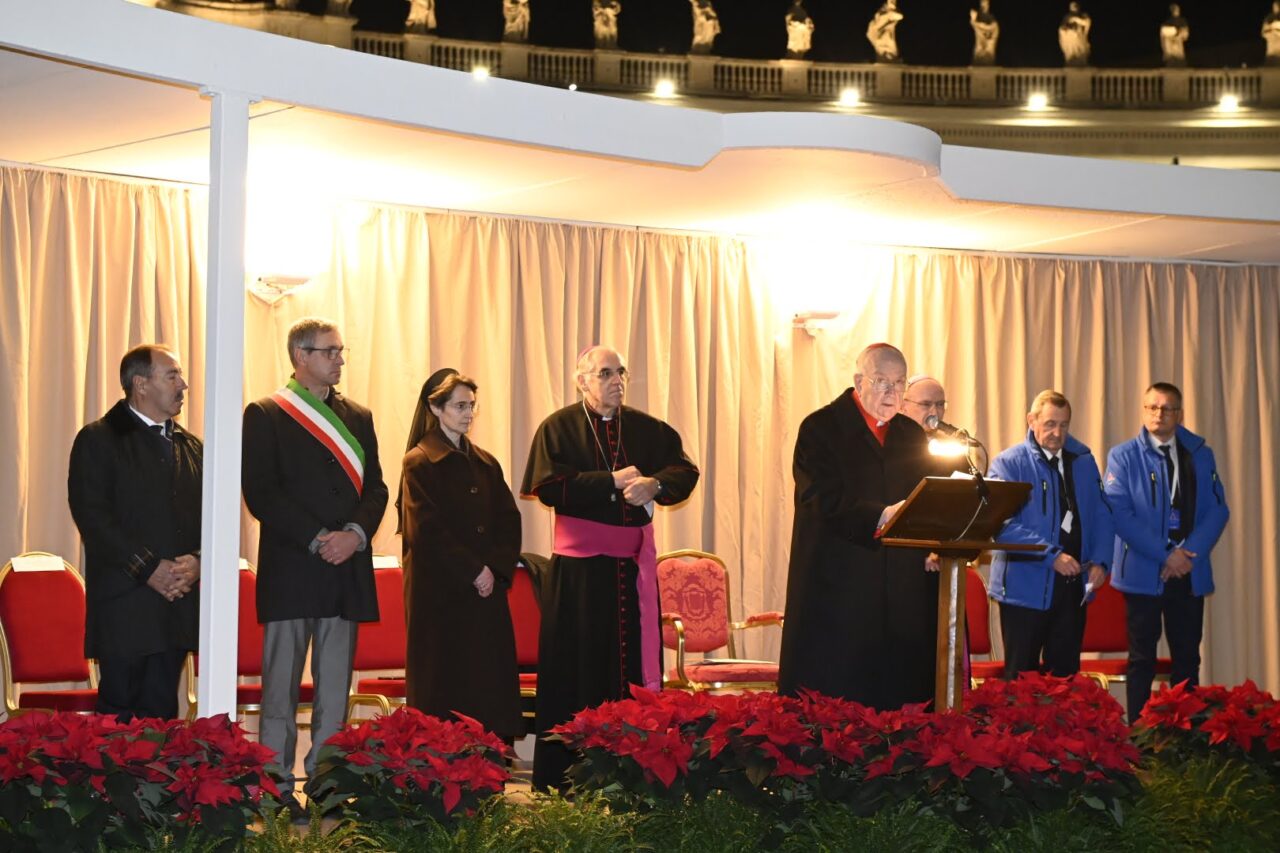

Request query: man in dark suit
[
  {"left": 779, "top": 343, "right": 940, "bottom": 709},
  {"left": 243, "top": 318, "right": 388, "bottom": 812},
  {"left": 68, "top": 344, "right": 202, "bottom": 721}
]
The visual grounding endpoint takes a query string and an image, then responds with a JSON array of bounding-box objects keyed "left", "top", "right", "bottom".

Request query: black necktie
[
  {"left": 150, "top": 423, "right": 174, "bottom": 463},
  {"left": 1159, "top": 444, "right": 1178, "bottom": 504},
  {"left": 1048, "top": 456, "right": 1070, "bottom": 522}
]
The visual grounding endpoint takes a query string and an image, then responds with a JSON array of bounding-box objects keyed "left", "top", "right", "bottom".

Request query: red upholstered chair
[
  {"left": 966, "top": 567, "right": 1004, "bottom": 685},
  {"left": 507, "top": 561, "right": 541, "bottom": 724},
  {"left": 657, "top": 549, "right": 782, "bottom": 692},
  {"left": 1080, "top": 582, "right": 1172, "bottom": 690},
  {"left": 348, "top": 559, "right": 408, "bottom": 717},
  {"left": 0, "top": 553, "right": 98, "bottom": 714},
  {"left": 186, "top": 561, "right": 314, "bottom": 720}
]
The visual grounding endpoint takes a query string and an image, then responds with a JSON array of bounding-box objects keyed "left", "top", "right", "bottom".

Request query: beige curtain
[
  {"left": 0, "top": 165, "right": 206, "bottom": 573},
  {"left": 4, "top": 166, "right": 1278, "bottom": 695}
]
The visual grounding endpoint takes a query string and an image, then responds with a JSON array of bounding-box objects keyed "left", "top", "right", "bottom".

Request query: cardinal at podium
[{"left": 779, "top": 344, "right": 944, "bottom": 709}]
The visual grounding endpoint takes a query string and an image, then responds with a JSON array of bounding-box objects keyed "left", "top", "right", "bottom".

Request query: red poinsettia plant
[
  {"left": 0, "top": 712, "right": 280, "bottom": 851},
  {"left": 1133, "top": 679, "right": 1280, "bottom": 781},
  {"left": 550, "top": 673, "right": 1141, "bottom": 829},
  {"left": 309, "top": 706, "right": 510, "bottom": 827}
]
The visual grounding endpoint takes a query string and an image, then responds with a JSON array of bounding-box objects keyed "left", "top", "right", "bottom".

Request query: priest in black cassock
[
  {"left": 521, "top": 346, "right": 700, "bottom": 791},
  {"left": 779, "top": 343, "right": 941, "bottom": 710}
]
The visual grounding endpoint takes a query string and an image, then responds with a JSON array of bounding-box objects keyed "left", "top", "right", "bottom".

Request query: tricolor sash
[
  {"left": 272, "top": 378, "right": 366, "bottom": 496},
  {"left": 553, "top": 514, "right": 661, "bottom": 691}
]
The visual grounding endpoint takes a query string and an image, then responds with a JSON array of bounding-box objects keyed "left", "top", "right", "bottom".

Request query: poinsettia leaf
[{"left": 102, "top": 771, "right": 143, "bottom": 821}]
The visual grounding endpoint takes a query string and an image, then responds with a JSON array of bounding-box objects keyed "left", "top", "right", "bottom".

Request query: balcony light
[
  {"left": 1218, "top": 93, "right": 1241, "bottom": 112},
  {"left": 471, "top": 66, "right": 491, "bottom": 81},
  {"left": 653, "top": 79, "right": 677, "bottom": 98},
  {"left": 837, "top": 87, "right": 862, "bottom": 108},
  {"left": 1026, "top": 92, "right": 1049, "bottom": 111}
]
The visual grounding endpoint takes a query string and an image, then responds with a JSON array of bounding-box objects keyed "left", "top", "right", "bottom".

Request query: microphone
[{"left": 923, "top": 415, "right": 975, "bottom": 441}]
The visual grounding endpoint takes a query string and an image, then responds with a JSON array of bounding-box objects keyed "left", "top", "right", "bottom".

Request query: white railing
[
  {"left": 995, "top": 71, "right": 1066, "bottom": 103},
  {"left": 429, "top": 41, "right": 501, "bottom": 75},
  {"left": 165, "top": 6, "right": 1280, "bottom": 108},
  {"left": 903, "top": 70, "right": 970, "bottom": 103},
  {"left": 1091, "top": 72, "right": 1164, "bottom": 105},
  {"left": 714, "top": 60, "right": 783, "bottom": 95},
  {"left": 620, "top": 55, "right": 689, "bottom": 89},
  {"left": 808, "top": 65, "right": 879, "bottom": 99},
  {"left": 528, "top": 49, "right": 594, "bottom": 86},
  {"left": 352, "top": 32, "right": 404, "bottom": 61},
  {"left": 1189, "top": 71, "right": 1263, "bottom": 104}
]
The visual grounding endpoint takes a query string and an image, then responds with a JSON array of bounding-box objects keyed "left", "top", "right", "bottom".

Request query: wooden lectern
[{"left": 880, "top": 476, "right": 1042, "bottom": 712}]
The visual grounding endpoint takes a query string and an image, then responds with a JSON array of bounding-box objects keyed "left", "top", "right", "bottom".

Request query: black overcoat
[
  {"left": 242, "top": 389, "right": 388, "bottom": 623},
  {"left": 68, "top": 400, "right": 202, "bottom": 658},
  {"left": 778, "top": 389, "right": 940, "bottom": 709},
  {"left": 400, "top": 428, "right": 522, "bottom": 736}
]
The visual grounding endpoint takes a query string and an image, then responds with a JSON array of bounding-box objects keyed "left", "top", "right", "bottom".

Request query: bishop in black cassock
[{"left": 521, "top": 346, "right": 699, "bottom": 791}]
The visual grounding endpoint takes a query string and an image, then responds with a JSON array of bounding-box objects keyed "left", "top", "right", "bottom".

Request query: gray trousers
[{"left": 260, "top": 616, "right": 357, "bottom": 789}]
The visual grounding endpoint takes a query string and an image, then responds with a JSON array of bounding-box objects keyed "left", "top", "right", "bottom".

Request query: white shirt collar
[{"left": 129, "top": 405, "right": 165, "bottom": 430}]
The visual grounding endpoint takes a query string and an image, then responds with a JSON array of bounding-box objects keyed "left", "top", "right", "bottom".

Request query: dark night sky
[{"left": 343, "top": 1, "right": 1274, "bottom": 68}]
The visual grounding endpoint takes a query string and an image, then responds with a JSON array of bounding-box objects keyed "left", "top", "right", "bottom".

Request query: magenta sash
[{"left": 553, "top": 514, "right": 660, "bottom": 690}]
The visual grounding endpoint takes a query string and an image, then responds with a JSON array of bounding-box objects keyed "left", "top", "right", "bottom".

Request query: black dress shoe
[{"left": 282, "top": 792, "right": 308, "bottom": 823}]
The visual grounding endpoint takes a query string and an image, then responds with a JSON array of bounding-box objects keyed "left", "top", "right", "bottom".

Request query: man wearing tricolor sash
[
  {"left": 243, "top": 318, "right": 388, "bottom": 816},
  {"left": 521, "top": 346, "right": 700, "bottom": 792}
]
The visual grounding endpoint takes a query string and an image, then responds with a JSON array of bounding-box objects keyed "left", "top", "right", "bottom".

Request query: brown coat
[{"left": 400, "top": 428, "right": 522, "bottom": 736}]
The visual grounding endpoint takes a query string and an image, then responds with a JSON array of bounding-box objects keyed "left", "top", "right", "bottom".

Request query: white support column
[{"left": 197, "top": 87, "right": 257, "bottom": 717}]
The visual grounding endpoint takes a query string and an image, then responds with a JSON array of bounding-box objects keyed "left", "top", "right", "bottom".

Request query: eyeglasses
[
  {"left": 300, "top": 346, "right": 348, "bottom": 361},
  {"left": 447, "top": 401, "right": 478, "bottom": 414},
  {"left": 866, "top": 377, "right": 907, "bottom": 396},
  {"left": 589, "top": 367, "right": 628, "bottom": 382},
  {"left": 1143, "top": 404, "right": 1181, "bottom": 415},
  {"left": 904, "top": 398, "right": 946, "bottom": 412}
]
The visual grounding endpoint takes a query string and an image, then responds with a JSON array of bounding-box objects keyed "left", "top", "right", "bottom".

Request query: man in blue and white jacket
[
  {"left": 988, "top": 390, "right": 1114, "bottom": 678},
  {"left": 1105, "top": 382, "right": 1229, "bottom": 723}
]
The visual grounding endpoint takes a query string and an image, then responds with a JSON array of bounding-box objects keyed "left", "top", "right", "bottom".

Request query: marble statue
[
  {"left": 1265, "top": 2, "right": 1280, "bottom": 66},
  {"left": 785, "top": 0, "right": 814, "bottom": 59},
  {"left": 866, "top": 0, "right": 904, "bottom": 64},
  {"left": 594, "top": 0, "right": 622, "bottom": 50},
  {"left": 503, "top": 0, "right": 530, "bottom": 43},
  {"left": 405, "top": 0, "right": 436, "bottom": 33},
  {"left": 1160, "top": 4, "right": 1189, "bottom": 67},
  {"left": 970, "top": 0, "right": 999, "bottom": 66},
  {"left": 690, "top": 0, "right": 720, "bottom": 55},
  {"left": 1058, "top": 1, "right": 1092, "bottom": 67}
]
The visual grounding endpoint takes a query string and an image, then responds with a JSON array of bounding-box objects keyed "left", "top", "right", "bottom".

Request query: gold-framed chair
[
  {"left": 185, "top": 561, "right": 314, "bottom": 721},
  {"left": 347, "top": 558, "right": 407, "bottom": 717},
  {"left": 0, "top": 552, "right": 99, "bottom": 715},
  {"left": 656, "top": 549, "right": 783, "bottom": 692}
]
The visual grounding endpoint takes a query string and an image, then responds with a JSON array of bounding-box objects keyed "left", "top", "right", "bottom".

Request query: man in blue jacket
[
  {"left": 988, "top": 390, "right": 1113, "bottom": 678},
  {"left": 1105, "top": 382, "right": 1229, "bottom": 723}
]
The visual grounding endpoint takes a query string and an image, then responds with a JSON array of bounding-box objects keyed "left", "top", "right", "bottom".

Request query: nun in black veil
[{"left": 398, "top": 368, "right": 522, "bottom": 737}]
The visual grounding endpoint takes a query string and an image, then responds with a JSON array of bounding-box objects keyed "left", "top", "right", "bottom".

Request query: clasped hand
[
  {"left": 1160, "top": 547, "right": 1196, "bottom": 581},
  {"left": 317, "top": 529, "right": 361, "bottom": 565},
  {"left": 613, "top": 465, "right": 660, "bottom": 506},
  {"left": 147, "top": 554, "right": 200, "bottom": 602}
]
